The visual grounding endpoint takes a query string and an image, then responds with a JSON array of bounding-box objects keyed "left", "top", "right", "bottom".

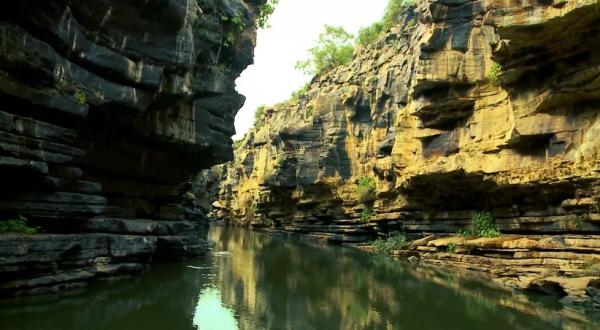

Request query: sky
[{"left": 233, "top": 0, "right": 389, "bottom": 139}]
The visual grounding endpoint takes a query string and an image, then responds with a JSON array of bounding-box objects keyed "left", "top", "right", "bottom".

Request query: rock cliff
[
  {"left": 214, "top": 0, "right": 600, "bottom": 308},
  {"left": 0, "top": 0, "right": 262, "bottom": 296}
]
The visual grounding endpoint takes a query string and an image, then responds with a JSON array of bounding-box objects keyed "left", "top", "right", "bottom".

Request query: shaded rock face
[
  {"left": 214, "top": 0, "right": 600, "bottom": 305},
  {"left": 0, "top": 0, "right": 261, "bottom": 296}
]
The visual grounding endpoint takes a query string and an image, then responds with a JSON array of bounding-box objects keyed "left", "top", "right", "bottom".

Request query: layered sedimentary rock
[
  {"left": 0, "top": 0, "right": 262, "bottom": 296},
  {"left": 214, "top": 0, "right": 600, "bottom": 307}
]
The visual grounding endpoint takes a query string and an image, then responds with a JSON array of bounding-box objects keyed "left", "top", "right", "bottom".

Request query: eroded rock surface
[
  {"left": 213, "top": 0, "right": 600, "bottom": 308},
  {"left": 0, "top": 0, "right": 262, "bottom": 296}
]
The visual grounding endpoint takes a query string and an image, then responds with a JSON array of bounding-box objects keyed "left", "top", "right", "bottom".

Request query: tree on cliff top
[
  {"left": 357, "top": 0, "right": 415, "bottom": 46},
  {"left": 257, "top": 0, "right": 279, "bottom": 29},
  {"left": 254, "top": 104, "right": 267, "bottom": 127},
  {"left": 295, "top": 25, "right": 354, "bottom": 76}
]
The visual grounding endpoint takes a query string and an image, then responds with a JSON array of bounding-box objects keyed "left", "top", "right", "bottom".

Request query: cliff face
[
  {"left": 214, "top": 0, "right": 600, "bottom": 306},
  {"left": 0, "top": 0, "right": 261, "bottom": 296}
]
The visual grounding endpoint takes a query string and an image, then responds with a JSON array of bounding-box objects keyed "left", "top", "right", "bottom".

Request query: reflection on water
[
  {"left": 0, "top": 226, "right": 598, "bottom": 330},
  {"left": 207, "top": 227, "right": 599, "bottom": 330},
  {"left": 193, "top": 286, "right": 237, "bottom": 330}
]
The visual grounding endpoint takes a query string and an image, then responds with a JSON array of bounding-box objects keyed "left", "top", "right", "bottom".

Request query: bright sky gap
[{"left": 233, "top": 0, "right": 389, "bottom": 139}]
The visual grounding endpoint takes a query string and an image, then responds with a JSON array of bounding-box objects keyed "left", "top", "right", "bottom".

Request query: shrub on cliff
[
  {"left": 360, "top": 207, "right": 375, "bottom": 222},
  {"left": 356, "top": 22, "right": 384, "bottom": 46},
  {"left": 290, "top": 83, "right": 310, "bottom": 102},
  {"left": 232, "top": 139, "right": 244, "bottom": 150},
  {"left": 254, "top": 104, "right": 267, "bottom": 127},
  {"left": 486, "top": 63, "right": 502, "bottom": 82},
  {"left": 356, "top": 0, "right": 415, "bottom": 46},
  {"left": 356, "top": 177, "right": 377, "bottom": 204},
  {"left": 257, "top": 0, "right": 279, "bottom": 29},
  {"left": 0, "top": 216, "right": 39, "bottom": 235},
  {"left": 372, "top": 232, "right": 407, "bottom": 253},
  {"left": 295, "top": 25, "right": 354, "bottom": 76},
  {"left": 459, "top": 212, "right": 501, "bottom": 238}
]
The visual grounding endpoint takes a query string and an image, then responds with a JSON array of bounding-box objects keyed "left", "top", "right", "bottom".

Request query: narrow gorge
[
  {"left": 211, "top": 0, "right": 600, "bottom": 310},
  {"left": 1, "top": 0, "right": 600, "bottom": 328}
]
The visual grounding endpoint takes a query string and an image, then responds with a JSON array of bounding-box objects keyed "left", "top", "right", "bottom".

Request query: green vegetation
[
  {"left": 571, "top": 214, "right": 588, "bottom": 230},
  {"left": 257, "top": 0, "right": 278, "bottom": 29},
  {"left": 295, "top": 25, "right": 354, "bottom": 76},
  {"left": 356, "top": 22, "right": 384, "bottom": 46},
  {"left": 223, "top": 31, "right": 235, "bottom": 47},
  {"left": 74, "top": 89, "right": 87, "bottom": 106},
  {"left": 459, "top": 212, "right": 501, "bottom": 238},
  {"left": 356, "top": 177, "right": 377, "bottom": 204},
  {"left": 219, "top": 9, "right": 245, "bottom": 32},
  {"left": 0, "top": 216, "right": 39, "bottom": 235},
  {"left": 254, "top": 105, "right": 267, "bottom": 127},
  {"left": 446, "top": 243, "right": 457, "bottom": 253},
  {"left": 290, "top": 83, "right": 310, "bottom": 102},
  {"left": 356, "top": 0, "right": 416, "bottom": 46},
  {"left": 231, "top": 12, "right": 244, "bottom": 32},
  {"left": 584, "top": 261, "right": 600, "bottom": 275},
  {"left": 305, "top": 106, "right": 316, "bottom": 118},
  {"left": 356, "top": 177, "right": 377, "bottom": 222},
  {"left": 372, "top": 231, "right": 408, "bottom": 253},
  {"left": 360, "top": 207, "right": 375, "bottom": 222},
  {"left": 232, "top": 139, "right": 244, "bottom": 150},
  {"left": 486, "top": 62, "right": 502, "bottom": 82}
]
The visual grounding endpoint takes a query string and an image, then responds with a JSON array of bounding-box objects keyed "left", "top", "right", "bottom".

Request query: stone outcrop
[
  {"left": 213, "top": 0, "right": 600, "bottom": 308},
  {"left": 0, "top": 0, "right": 262, "bottom": 296}
]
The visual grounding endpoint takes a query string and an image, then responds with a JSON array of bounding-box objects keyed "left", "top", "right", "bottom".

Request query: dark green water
[{"left": 0, "top": 227, "right": 598, "bottom": 330}]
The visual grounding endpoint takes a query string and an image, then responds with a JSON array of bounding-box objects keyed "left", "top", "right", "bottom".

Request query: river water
[{"left": 0, "top": 226, "right": 598, "bottom": 330}]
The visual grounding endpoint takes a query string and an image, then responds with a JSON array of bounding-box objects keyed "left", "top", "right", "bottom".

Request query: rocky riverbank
[{"left": 211, "top": 0, "right": 600, "bottom": 309}]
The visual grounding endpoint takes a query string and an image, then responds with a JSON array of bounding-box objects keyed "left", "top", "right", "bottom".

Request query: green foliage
[
  {"left": 571, "top": 214, "right": 588, "bottom": 230},
  {"left": 0, "top": 216, "right": 38, "bottom": 235},
  {"left": 305, "top": 106, "right": 316, "bottom": 118},
  {"left": 382, "top": 0, "right": 413, "bottom": 30},
  {"left": 356, "top": 22, "right": 384, "bottom": 46},
  {"left": 356, "top": 177, "right": 377, "bottom": 204},
  {"left": 290, "top": 83, "right": 309, "bottom": 102},
  {"left": 584, "top": 261, "right": 600, "bottom": 275},
  {"left": 219, "top": 9, "right": 244, "bottom": 31},
  {"left": 251, "top": 203, "right": 260, "bottom": 214},
  {"left": 295, "top": 25, "right": 354, "bottom": 76},
  {"left": 257, "top": 0, "right": 278, "bottom": 29},
  {"left": 372, "top": 231, "right": 408, "bottom": 253},
  {"left": 360, "top": 207, "right": 375, "bottom": 222},
  {"left": 356, "top": 0, "right": 415, "bottom": 46},
  {"left": 446, "top": 243, "right": 457, "bottom": 253},
  {"left": 232, "top": 139, "right": 244, "bottom": 150},
  {"left": 74, "top": 89, "right": 87, "bottom": 106},
  {"left": 254, "top": 105, "right": 267, "bottom": 127},
  {"left": 486, "top": 62, "right": 502, "bottom": 82},
  {"left": 231, "top": 13, "right": 244, "bottom": 32},
  {"left": 223, "top": 31, "right": 235, "bottom": 47},
  {"left": 459, "top": 212, "right": 501, "bottom": 238}
]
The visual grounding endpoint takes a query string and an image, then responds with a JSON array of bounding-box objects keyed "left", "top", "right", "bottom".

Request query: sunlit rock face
[
  {"left": 213, "top": 0, "right": 600, "bottom": 305},
  {"left": 0, "top": 0, "right": 262, "bottom": 296}
]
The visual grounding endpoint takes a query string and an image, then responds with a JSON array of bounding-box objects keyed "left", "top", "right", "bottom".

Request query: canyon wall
[
  {"left": 0, "top": 0, "right": 262, "bottom": 296},
  {"left": 214, "top": 0, "right": 600, "bottom": 308}
]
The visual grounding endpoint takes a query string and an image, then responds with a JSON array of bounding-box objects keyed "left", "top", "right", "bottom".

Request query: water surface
[{"left": 0, "top": 227, "right": 597, "bottom": 329}]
